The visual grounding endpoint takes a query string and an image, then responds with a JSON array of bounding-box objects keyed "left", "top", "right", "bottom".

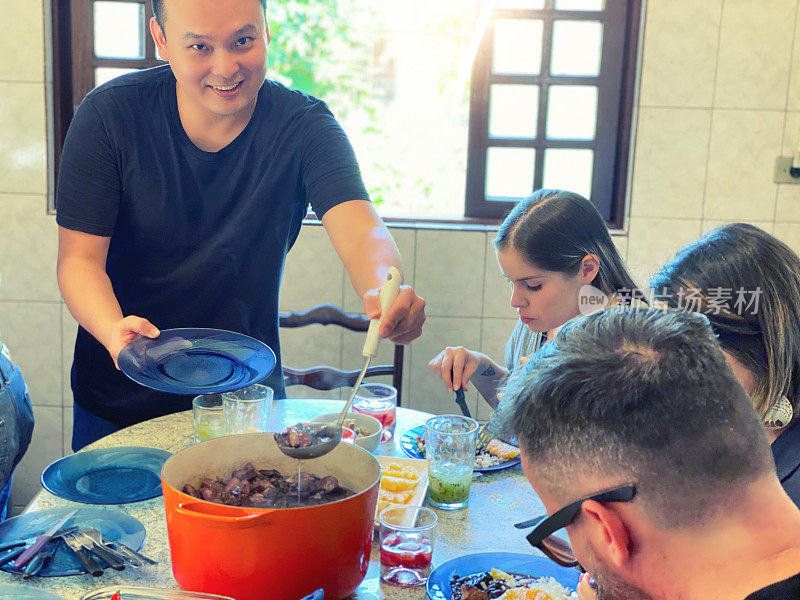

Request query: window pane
[
  {"left": 95, "top": 67, "right": 139, "bottom": 87},
  {"left": 498, "top": 0, "right": 546, "bottom": 8},
  {"left": 493, "top": 20, "right": 543, "bottom": 75},
  {"left": 94, "top": 1, "right": 145, "bottom": 59},
  {"left": 550, "top": 20, "right": 603, "bottom": 76},
  {"left": 543, "top": 149, "right": 593, "bottom": 198},
  {"left": 489, "top": 85, "right": 539, "bottom": 138},
  {"left": 486, "top": 148, "right": 535, "bottom": 198},
  {"left": 546, "top": 85, "right": 597, "bottom": 140},
  {"left": 555, "top": 0, "right": 605, "bottom": 10}
]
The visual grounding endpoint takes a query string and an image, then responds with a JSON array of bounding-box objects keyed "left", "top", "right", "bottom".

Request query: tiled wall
[{"left": 1, "top": 0, "right": 799, "bottom": 511}]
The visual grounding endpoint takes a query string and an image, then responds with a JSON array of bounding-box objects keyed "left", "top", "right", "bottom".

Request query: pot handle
[{"left": 175, "top": 502, "right": 275, "bottom": 530}]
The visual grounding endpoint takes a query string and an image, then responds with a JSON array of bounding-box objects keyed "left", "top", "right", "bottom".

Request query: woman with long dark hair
[
  {"left": 429, "top": 189, "right": 643, "bottom": 408},
  {"left": 651, "top": 223, "right": 800, "bottom": 506}
]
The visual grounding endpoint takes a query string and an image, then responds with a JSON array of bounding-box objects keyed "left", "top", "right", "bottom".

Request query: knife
[
  {"left": 22, "top": 539, "right": 58, "bottom": 579},
  {"left": 73, "top": 530, "right": 125, "bottom": 571},
  {"left": 62, "top": 532, "right": 103, "bottom": 577},
  {"left": 453, "top": 388, "right": 472, "bottom": 418},
  {"left": 105, "top": 540, "right": 158, "bottom": 566},
  {"left": 14, "top": 508, "right": 79, "bottom": 569},
  {"left": 0, "top": 525, "right": 78, "bottom": 553}
]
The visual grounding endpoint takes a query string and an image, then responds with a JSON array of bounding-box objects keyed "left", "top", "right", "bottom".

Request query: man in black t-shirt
[
  {"left": 499, "top": 309, "right": 800, "bottom": 600},
  {"left": 56, "top": 0, "right": 425, "bottom": 449}
]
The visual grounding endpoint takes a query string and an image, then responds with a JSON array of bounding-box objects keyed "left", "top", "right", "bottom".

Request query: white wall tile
[
  {"left": 62, "top": 405, "right": 74, "bottom": 456},
  {"left": 638, "top": 0, "right": 722, "bottom": 108},
  {"left": 714, "top": 0, "right": 796, "bottom": 109},
  {"left": 789, "top": 12, "right": 800, "bottom": 111},
  {"left": 611, "top": 234, "right": 629, "bottom": 261},
  {"left": 0, "top": 1, "right": 45, "bottom": 83},
  {"left": 704, "top": 110, "right": 784, "bottom": 220},
  {"left": 406, "top": 316, "right": 481, "bottom": 415},
  {"left": 0, "top": 195, "right": 58, "bottom": 301},
  {"left": 279, "top": 224, "right": 344, "bottom": 312},
  {"left": 773, "top": 222, "right": 800, "bottom": 256},
  {"left": 630, "top": 108, "right": 712, "bottom": 219},
  {"left": 0, "top": 82, "right": 47, "bottom": 195},
  {"left": 774, "top": 112, "right": 800, "bottom": 222},
  {"left": 10, "top": 405, "right": 62, "bottom": 508},
  {"left": 414, "top": 230, "right": 486, "bottom": 318},
  {"left": 0, "top": 301, "right": 61, "bottom": 406},
  {"left": 482, "top": 235, "right": 517, "bottom": 320},
  {"left": 626, "top": 217, "right": 702, "bottom": 285}
]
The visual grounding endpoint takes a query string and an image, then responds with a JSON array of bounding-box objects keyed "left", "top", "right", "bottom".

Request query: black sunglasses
[{"left": 514, "top": 484, "right": 636, "bottom": 567}]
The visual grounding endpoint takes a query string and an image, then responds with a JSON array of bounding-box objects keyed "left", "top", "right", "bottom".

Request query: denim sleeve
[{"left": 0, "top": 346, "right": 35, "bottom": 487}]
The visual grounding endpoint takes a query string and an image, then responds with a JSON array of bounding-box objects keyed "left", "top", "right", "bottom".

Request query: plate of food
[
  {"left": 118, "top": 328, "right": 276, "bottom": 395},
  {"left": 374, "top": 456, "right": 429, "bottom": 526},
  {"left": 426, "top": 552, "right": 579, "bottom": 600},
  {"left": 400, "top": 426, "right": 522, "bottom": 473}
]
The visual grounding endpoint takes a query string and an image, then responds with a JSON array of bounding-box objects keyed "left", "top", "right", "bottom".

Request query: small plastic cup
[
  {"left": 379, "top": 505, "right": 437, "bottom": 587},
  {"left": 192, "top": 394, "right": 227, "bottom": 443},
  {"left": 424, "top": 414, "right": 479, "bottom": 510},
  {"left": 222, "top": 384, "right": 274, "bottom": 435}
]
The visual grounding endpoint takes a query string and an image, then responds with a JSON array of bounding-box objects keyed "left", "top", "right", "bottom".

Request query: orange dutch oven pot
[{"left": 161, "top": 433, "right": 380, "bottom": 600}]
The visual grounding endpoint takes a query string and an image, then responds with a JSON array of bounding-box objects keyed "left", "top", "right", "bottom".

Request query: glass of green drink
[
  {"left": 192, "top": 393, "right": 227, "bottom": 443},
  {"left": 424, "top": 414, "right": 478, "bottom": 510}
]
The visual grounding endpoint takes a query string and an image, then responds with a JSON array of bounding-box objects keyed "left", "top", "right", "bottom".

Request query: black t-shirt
[
  {"left": 56, "top": 65, "right": 368, "bottom": 426},
  {"left": 745, "top": 572, "right": 800, "bottom": 599}
]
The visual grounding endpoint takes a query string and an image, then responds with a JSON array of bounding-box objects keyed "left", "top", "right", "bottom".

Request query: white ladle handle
[{"left": 362, "top": 267, "right": 403, "bottom": 358}]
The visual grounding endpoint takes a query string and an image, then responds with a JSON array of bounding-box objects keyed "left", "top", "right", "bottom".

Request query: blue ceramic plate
[
  {"left": 399, "top": 426, "right": 522, "bottom": 473},
  {"left": 118, "top": 328, "right": 276, "bottom": 394},
  {"left": 42, "top": 447, "right": 171, "bottom": 504},
  {"left": 426, "top": 552, "right": 580, "bottom": 600},
  {"left": 0, "top": 507, "right": 146, "bottom": 577}
]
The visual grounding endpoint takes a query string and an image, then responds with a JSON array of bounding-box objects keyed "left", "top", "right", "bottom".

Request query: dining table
[{"left": 0, "top": 399, "right": 550, "bottom": 600}]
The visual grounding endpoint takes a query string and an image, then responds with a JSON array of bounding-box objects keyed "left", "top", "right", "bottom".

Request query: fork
[{"left": 476, "top": 423, "right": 492, "bottom": 451}]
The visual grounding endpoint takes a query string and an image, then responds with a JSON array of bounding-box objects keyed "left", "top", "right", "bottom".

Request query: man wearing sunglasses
[{"left": 498, "top": 308, "right": 800, "bottom": 600}]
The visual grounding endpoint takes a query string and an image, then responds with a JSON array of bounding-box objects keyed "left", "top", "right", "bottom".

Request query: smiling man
[
  {"left": 499, "top": 308, "right": 800, "bottom": 600},
  {"left": 56, "top": 0, "right": 425, "bottom": 450}
]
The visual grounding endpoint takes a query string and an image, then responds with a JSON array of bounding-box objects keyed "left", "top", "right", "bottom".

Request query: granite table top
[{"left": 0, "top": 399, "right": 547, "bottom": 600}]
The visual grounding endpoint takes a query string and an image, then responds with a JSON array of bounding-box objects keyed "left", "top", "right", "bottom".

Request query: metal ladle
[{"left": 275, "top": 267, "right": 402, "bottom": 460}]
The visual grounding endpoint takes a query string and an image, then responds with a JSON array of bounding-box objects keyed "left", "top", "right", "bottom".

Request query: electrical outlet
[{"left": 774, "top": 157, "right": 800, "bottom": 184}]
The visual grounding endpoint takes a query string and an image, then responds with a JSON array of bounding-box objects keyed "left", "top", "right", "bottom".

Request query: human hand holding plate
[{"left": 104, "top": 315, "right": 160, "bottom": 368}]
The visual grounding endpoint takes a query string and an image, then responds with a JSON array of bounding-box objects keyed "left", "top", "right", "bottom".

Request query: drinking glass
[
  {"left": 222, "top": 384, "right": 274, "bottom": 434},
  {"left": 424, "top": 414, "right": 479, "bottom": 510},
  {"left": 351, "top": 382, "right": 397, "bottom": 441},
  {"left": 379, "top": 505, "right": 437, "bottom": 587},
  {"left": 192, "top": 394, "right": 227, "bottom": 443}
]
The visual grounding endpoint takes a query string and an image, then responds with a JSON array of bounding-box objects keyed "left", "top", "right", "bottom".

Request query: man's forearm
[{"left": 57, "top": 257, "right": 123, "bottom": 350}]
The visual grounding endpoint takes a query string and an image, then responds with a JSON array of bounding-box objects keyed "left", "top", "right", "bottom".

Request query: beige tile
[
  {"left": 0, "top": 301, "right": 62, "bottom": 406},
  {"left": 482, "top": 235, "right": 517, "bottom": 320},
  {"left": 714, "top": 0, "right": 795, "bottom": 109},
  {"left": 0, "top": 82, "right": 47, "bottom": 195},
  {"left": 476, "top": 318, "right": 518, "bottom": 422},
  {"left": 611, "top": 234, "right": 629, "bottom": 262},
  {"left": 789, "top": 12, "right": 800, "bottom": 111},
  {"left": 0, "top": 2, "right": 45, "bottom": 83},
  {"left": 9, "top": 405, "right": 63, "bottom": 508},
  {"left": 774, "top": 112, "right": 800, "bottom": 221},
  {"left": 406, "top": 316, "right": 482, "bottom": 415},
  {"left": 280, "top": 323, "right": 343, "bottom": 371},
  {"left": 626, "top": 217, "right": 702, "bottom": 285},
  {"left": 279, "top": 225, "right": 345, "bottom": 312},
  {"left": 638, "top": 0, "right": 722, "bottom": 108},
  {"left": 772, "top": 222, "right": 800, "bottom": 256},
  {"left": 0, "top": 194, "right": 58, "bottom": 301},
  {"left": 343, "top": 226, "right": 417, "bottom": 313},
  {"left": 415, "top": 229, "right": 486, "bottom": 318},
  {"left": 702, "top": 220, "right": 774, "bottom": 235},
  {"left": 61, "top": 304, "right": 77, "bottom": 407},
  {"left": 704, "top": 110, "right": 784, "bottom": 221},
  {"left": 630, "top": 108, "right": 712, "bottom": 219}
]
